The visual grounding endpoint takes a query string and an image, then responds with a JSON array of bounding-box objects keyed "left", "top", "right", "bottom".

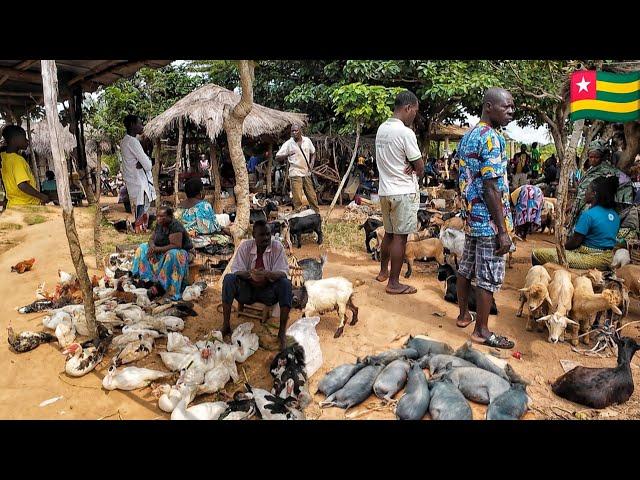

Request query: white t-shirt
[
  {"left": 375, "top": 118, "right": 422, "bottom": 196},
  {"left": 276, "top": 136, "right": 316, "bottom": 177}
]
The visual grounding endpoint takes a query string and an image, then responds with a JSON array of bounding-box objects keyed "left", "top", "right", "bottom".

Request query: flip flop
[
  {"left": 476, "top": 333, "right": 515, "bottom": 350},
  {"left": 456, "top": 311, "right": 476, "bottom": 328},
  {"left": 386, "top": 285, "right": 417, "bottom": 295}
]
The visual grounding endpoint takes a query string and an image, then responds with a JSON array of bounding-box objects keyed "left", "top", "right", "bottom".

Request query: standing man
[
  {"left": 511, "top": 144, "right": 530, "bottom": 189},
  {"left": 374, "top": 90, "right": 425, "bottom": 295},
  {"left": 1, "top": 125, "right": 50, "bottom": 207},
  {"left": 275, "top": 124, "right": 319, "bottom": 213},
  {"left": 456, "top": 87, "right": 515, "bottom": 349},
  {"left": 120, "top": 115, "right": 157, "bottom": 230},
  {"left": 530, "top": 142, "right": 541, "bottom": 179}
]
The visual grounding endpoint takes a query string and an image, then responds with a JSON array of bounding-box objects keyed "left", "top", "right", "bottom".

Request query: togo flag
[{"left": 570, "top": 70, "right": 640, "bottom": 122}]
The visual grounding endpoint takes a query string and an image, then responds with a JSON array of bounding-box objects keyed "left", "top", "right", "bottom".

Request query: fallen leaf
[{"left": 560, "top": 359, "right": 581, "bottom": 373}]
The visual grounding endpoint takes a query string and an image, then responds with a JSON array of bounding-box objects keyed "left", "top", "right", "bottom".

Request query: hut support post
[
  {"left": 325, "top": 123, "right": 361, "bottom": 221},
  {"left": 554, "top": 119, "right": 584, "bottom": 268},
  {"left": 69, "top": 89, "right": 95, "bottom": 204},
  {"left": 174, "top": 117, "right": 184, "bottom": 207},
  {"left": 25, "top": 113, "right": 41, "bottom": 190},
  {"left": 444, "top": 136, "right": 450, "bottom": 180},
  {"left": 41, "top": 60, "right": 97, "bottom": 338},
  {"left": 266, "top": 142, "right": 273, "bottom": 194},
  {"left": 209, "top": 140, "right": 222, "bottom": 212},
  {"left": 94, "top": 148, "right": 103, "bottom": 270},
  {"left": 153, "top": 138, "right": 161, "bottom": 209}
]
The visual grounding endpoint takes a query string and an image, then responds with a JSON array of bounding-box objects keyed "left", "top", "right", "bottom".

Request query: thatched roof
[
  {"left": 431, "top": 124, "right": 469, "bottom": 141},
  {"left": 144, "top": 84, "right": 308, "bottom": 141},
  {"left": 29, "top": 119, "right": 76, "bottom": 158}
]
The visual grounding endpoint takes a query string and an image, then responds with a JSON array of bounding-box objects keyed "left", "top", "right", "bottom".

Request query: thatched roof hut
[
  {"left": 144, "top": 84, "right": 308, "bottom": 141},
  {"left": 30, "top": 119, "right": 76, "bottom": 159}
]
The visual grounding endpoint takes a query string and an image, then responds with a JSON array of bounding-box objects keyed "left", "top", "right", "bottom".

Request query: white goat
[
  {"left": 439, "top": 228, "right": 465, "bottom": 266},
  {"left": 611, "top": 249, "right": 631, "bottom": 269},
  {"left": 517, "top": 265, "right": 552, "bottom": 332},
  {"left": 292, "top": 277, "right": 358, "bottom": 338},
  {"left": 536, "top": 269, "right": 578, "bottom": 343}
]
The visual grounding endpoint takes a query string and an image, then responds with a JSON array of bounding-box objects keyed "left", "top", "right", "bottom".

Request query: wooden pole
[
  {"left": 25, "top": 112, "right": 41, "bottom": 190},
  {"left": 209, "top": 140, "right": 222, "bottom": 212},
  {"left": 153, "top": 138, "right": 161, "bottom": 209},
  {"left": 325, "top": 123, "right": 361, "bottom": 222},
  {"left": 174, "top": 117, "right": 184, "bottom": 207},
  {"left": 41, "top": 60, "right": 97, "bottom": 338},
  {"left": 266, "top": 142, "right": 273, "bottom": 194},
  {"left": 94, "top": 147, "right": 103, "bottom": 270},
  {"left": 68, "top": 92, "right": 95, "bottom": 205},
  {"left": 554, "top": 119, "right": 584, "bottom": 268}
]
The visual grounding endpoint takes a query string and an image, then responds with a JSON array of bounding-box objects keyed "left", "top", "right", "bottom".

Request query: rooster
[{"left": 11, "top": 258, "right": 36, "bottom": 274}]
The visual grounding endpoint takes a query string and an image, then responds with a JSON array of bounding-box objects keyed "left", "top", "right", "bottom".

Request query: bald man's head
[{"left": 481, "top": 87, "right": 515, "bottom": 128}]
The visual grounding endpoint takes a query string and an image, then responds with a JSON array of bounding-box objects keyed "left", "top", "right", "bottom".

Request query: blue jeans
[{"left": 222, "top": 274, "right": 292, "bottom": 308}]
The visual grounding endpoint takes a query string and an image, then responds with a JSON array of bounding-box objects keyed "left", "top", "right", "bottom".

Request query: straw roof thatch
[
  {"left": 29, "top": 119, "right": 76, "bottom": 158},
  {"left": 144, "top": 84, "right": 308, "bottom": 141}
]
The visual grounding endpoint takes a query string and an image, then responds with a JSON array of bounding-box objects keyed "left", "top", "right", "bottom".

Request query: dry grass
[
  {"left": 323, "top": 221, "right": 362, "bottom": 253},
  {"left": 23, "top": 214, "right": 47, "bottom": 225},
  {"left": 0, "top": 222, "right": 22, "bottom": 231},
  {"left": 99, "top": 220, "right": 148, "bottom": 255}
]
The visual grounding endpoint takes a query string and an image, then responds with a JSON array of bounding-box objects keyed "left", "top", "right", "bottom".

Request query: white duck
[
  {"left": 212, "top": 341, "right": 239, "bottom": 382},
  {"left": 159, "top": 351, "right": 199, "bottom": 371},
  {"left": 113, "top": 334, "right": 154, "bottom": 366},
  {"left": 42, "top": 310, "right": 72, "bottom": 330},
  {"left": 197, "top": 364, "right": 231, "bottom": 395},
  {"left": 156, "top": 383, "right": 197, "bottom": 413},
  {"left": 231, "top": 322, "right": 259, "bottom": 363},
  {"left": 112, "top": 330, "right": 162, "bottom": 348},
  {"left": 62, "top": 341, "right": 107, "bottom": 377},
  {"left": 114, "top": 304, "right": 145, "bottom": 324},
  {"left": 171, "top": 399, "right": 228, "bottom": 420},
  {"left": 153, "top": 316, "right": 184, "bottom": 332},
  {"left": 249, "top": 385, "right": 304, "bottom": 420},
  {"left": 93, "top": 286, "right": 115, "bottom": 300},
  {"left": 58, "top": 269, "right": 76, "bottom": 287},
  {"left": 55, "top": 322, "right": 76, "bottom": 348},
  {"left": 96, "top": 310, "right": 124, "bottom": 327},
  {"left": 102, "top": 365, "right": 171, "bottom": 391},
  {"left": 167, "top": 332, "right": 197, "bottom": 353},
  {"left": 182, "top": 281, "right": 208, "bottom": 302}
]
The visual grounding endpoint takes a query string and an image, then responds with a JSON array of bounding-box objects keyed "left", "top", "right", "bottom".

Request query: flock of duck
[{"left": 8, "top": 253, "right": 311, "bottom": 420}]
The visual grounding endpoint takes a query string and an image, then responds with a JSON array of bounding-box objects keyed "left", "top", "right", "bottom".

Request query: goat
[
  {"left": 614, "top": 264, "right": 640, "bottom": 298},
  {"left": 537, "top": 200, "right": 555, "bottom": 234},
  {"left": 517, "top": 266, "right": 552, "bottom": 332},
  {"left": 611, "top": 248, "right": 631, "bottom": 269},
  {"left": 542, "top": 263, "right": 606, "bottom": 291},
  {"left": 536, "top": 269, "right": 578, "bottom": 343},
  {"left": 291, "top": 277, "right": 358, "bottom": 338},
  {"left": 403, "top": 238, "right": 445, "bottom": 278},
  {"left": 551, "top": 336, "right": 640, "bottom": 409},
  {"left": 568, "top": 276, "right": 623, "bottom": 346},
  {"left": 359, "top": 217, "right": 383, "bottom": 253},
  {"left": 437, "top": 263, "right": 498, "bottom": 314},
  {"left": 594, "top": 274, "right": 630, "bottom": 330},
  {"left": 371, "top": 226, "right": 433, "bottom": 261},
  {"left": 439, "top": 228, "right": 464, "bottom": 267},
  {"left": 249, "top": 200, "right": 279, "bottom": 224}
]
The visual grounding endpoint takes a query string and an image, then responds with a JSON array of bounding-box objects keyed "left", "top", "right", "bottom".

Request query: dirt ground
[{"left": 2, "top": 196, "right": 640, "bottom": 420}]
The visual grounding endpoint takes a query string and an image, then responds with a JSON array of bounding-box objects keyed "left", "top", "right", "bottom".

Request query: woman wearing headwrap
[{"left": 567, "top": 140, "right": 633, "bottom": 234}]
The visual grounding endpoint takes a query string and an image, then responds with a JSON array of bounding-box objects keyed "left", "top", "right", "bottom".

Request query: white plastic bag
[{"left": 286, "top": 316, "right": 323, "bottom": 378}]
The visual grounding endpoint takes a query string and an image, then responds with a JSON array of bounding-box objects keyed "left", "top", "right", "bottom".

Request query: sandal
[
  {"left": 456, "top": 312, "right": 476, "bottom": 328},
  {"left": 386, "top": 285, "right": 417, "bottom": 295},
  {"left": 477, "top": 333, "right": 515, "bottom": 350}
]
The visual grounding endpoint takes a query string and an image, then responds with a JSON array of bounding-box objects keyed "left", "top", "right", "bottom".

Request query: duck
[
  {"left": 58, "top": 269, "right": 76, "bottom": 287},
  {"left": 269, "top": 342, "right": 307, "bottom": 382},
  {"left": 155, "top": 383, "right": 198, "bottom": 413},
  {"left": 171, "top": 399, "right": 228, "bottom": 420},
  {"left": 231, "top": 323, "right": 259, "bottom": 363},
  {"left": 102, "top": 365, "right": 171, "bottom": 391},
  {"left": 182, "top": 281, "right": 208, "bottom": 302},
  {"left": 153, "top": 316, "right": 185, "bottom": 332},
  {"left": 112, "top": 330, "right": 162, "bottom": 348},
  {"left": 113, "top": 334, "right": 154, "bottom": 366},
  {"left": 18, "top": 299, "right": 55, "bottom": 314},
  {"left": 62, "top": 339, "right": 109, "bottom": 377},
  {"left": 114, "top": 304, "right": 145, "bottom": 324},
  {"left": 218, "top": 391, "right": 257, "bottom": 420},
  {"left": 247, "top": 384, "right": 304, "bottom": 420},
  {"left": 197, "top": 364, "right": 232, "bottom": 395},
  {"left": 211, "top": 340, "right": 239, "bottom": 382},
  {"left": 42, "top": 310, "right": 72, "bottom": 330},
  {"left": 54, "top": 322, "right": 77, "bottom": 348},
  {"left": 272, "top": 367, "right": 311, "bottom": 408},
  {"left": 159, "top": 351, "right": 199, "bottom": 371},
  {"left": 96, "top": 310, "right": 124, "bottom": 327},
  {"left": 161, "top": 303, "right": 198, "bottom": 319},
  {"left": 166, "top": 332, "right": 197, "bottom": 353},
  {"left": 551, "top": 336, "right": 640, "bottom": 409},
  {"left": 7, "top": 327, "right": 56, "bottom": 353}
]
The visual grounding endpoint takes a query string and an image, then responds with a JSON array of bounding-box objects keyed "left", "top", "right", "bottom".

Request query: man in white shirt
[
  {"left": 275, "top": 124, "right": 319, "bottom": 213},
  {"left": 120, "top": 115, "right": 157, "bottom": 228},
  {"left": 375, "top": 90, "right": 424, "bottom": 295}
]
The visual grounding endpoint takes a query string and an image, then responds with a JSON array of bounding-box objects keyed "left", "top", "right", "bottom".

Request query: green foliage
[
  {"left": 539, "top": 143, "right": 557, "bottom": 158},
  {"left": 330, "top": 83, "right": 404, "bottom": 133},
  {"left": 102, "top": 153, "right": 120, "bottom": 175}
]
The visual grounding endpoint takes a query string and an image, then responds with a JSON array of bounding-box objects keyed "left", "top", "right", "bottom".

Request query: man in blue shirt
[{"left": 456, "top": 87, "right": 515, "bottom": 350}]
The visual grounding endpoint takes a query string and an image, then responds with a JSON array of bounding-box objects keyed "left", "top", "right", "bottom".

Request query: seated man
[
  {"left": 41, "top": 170, "right": 59, "bottom": 204},
  {"left": 1, "top": 126, "right": 50, "bottom": 207},
  {"left": 221, "top": 220, "right": 291, "bottom": 350}
]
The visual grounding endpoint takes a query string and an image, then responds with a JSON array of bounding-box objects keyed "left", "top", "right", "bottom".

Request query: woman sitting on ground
[
  {"left": 532, "top": 176, "right": 621, "bottom": 270},
  {"left": 132, "top": 205, "right": 193, "bottom": 300},
  {"left": 176, "top": 177, "right": 232, "bottom": 247},
  {"left": 510, "top": 183, "right": 544, "bottom": 241}
]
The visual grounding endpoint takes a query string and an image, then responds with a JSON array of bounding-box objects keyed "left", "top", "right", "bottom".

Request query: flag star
[{"left": 577, "top": 76, "right": 591, "bottom": 93}]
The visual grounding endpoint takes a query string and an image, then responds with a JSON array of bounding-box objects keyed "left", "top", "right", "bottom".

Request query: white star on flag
[{"left": 577, "top": 76, "right": 591, "bottom": 93}]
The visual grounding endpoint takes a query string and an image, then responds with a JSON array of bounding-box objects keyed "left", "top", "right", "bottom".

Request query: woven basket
[{"left": 627, "top": 239, "right": 640, "bottom": 265}]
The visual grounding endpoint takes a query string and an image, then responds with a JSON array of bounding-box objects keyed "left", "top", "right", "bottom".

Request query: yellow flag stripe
[
  {"left": 571, "top": 99, "right": 640, "bottom": 113},
  {"left": 597, "top": 79, "right": 640, "bottom": 94}
]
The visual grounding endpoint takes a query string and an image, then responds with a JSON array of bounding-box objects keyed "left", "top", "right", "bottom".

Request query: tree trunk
[
  {"left": 174, "top": 117, "right": 184, "bottom": 207},
  {"left": 94, "top": 148, "right": 103, "bottom": 270},
  {"left": 209, "top": 140, "right": 222, "bottom": 212},
  {"left": 325, "top": 123, "right": 361, "bottom": 221},
  {"left": 579, "top": 120, "right": 604, "bottom": 170},
  {"left": 24, "top": 114, "right": 41, "bottom": 190},
  {"left": 266, "top": 142, "right": 273, "bottom": 194},
  {"left": 153, "top": 138, "right": 161, "bottom": 209},
  {"left": 617, "top": 121, "right": 640, "bottom": 173},
  {"left": 95, "top": 149, "right": 102, "bottom": 202},
  {"left": 554, "top": 119, "right": 584, "bottom": 268},
  {"left": 41, "top": 60, "right": 97, "bottom": 338}
]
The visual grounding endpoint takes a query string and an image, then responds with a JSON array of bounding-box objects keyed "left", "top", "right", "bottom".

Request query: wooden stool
[{"left": 237, "top": 302, "right": 273, "bottom": 323}]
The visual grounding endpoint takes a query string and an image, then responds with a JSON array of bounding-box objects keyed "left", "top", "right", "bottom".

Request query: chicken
[{"left": 11, "top": 258, "right": 36, "bottom": 274}]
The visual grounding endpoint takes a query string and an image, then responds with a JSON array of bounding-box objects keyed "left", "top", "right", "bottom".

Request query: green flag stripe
[
  {"left": 596, "top": 90, "right": 640, "bottom": 103},
  {"left": 571, "top": 109, "right": 640, "bottom": 123},
  {"left": 597, "top": 70, "right": 640, "bottom": 83}
]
